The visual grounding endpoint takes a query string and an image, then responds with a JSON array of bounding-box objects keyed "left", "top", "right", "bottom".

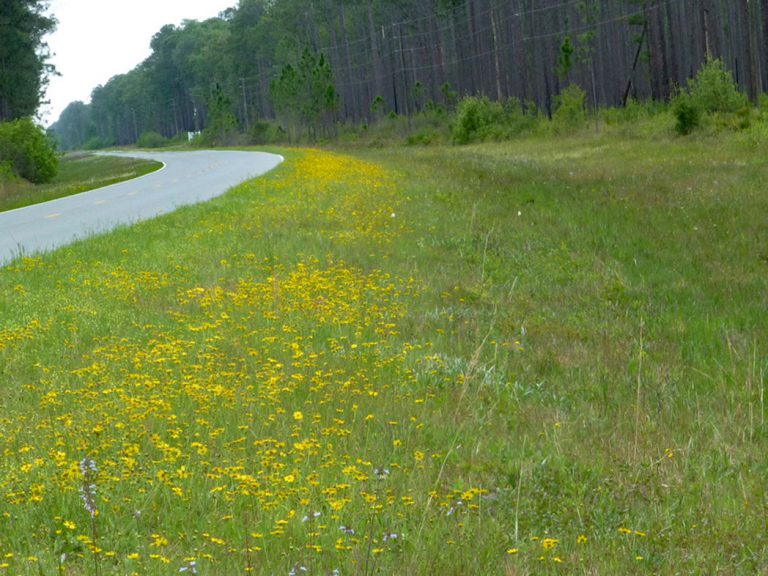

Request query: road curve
[{"left": 0, "top": 150, "right": 283, "bottom": 266}]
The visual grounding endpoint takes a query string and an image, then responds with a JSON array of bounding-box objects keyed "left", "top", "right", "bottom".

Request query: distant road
[{"left": 0, "top": 150, "right": 283, "bottom": 266}]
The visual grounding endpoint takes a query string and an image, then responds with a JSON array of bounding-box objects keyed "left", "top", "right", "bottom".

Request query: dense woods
[
  {"left": 0, "top": 0, "right": 56, "bottom": 122},
  {"left": 0, "top": 1, "right": 58, "bottom": 183},
  {"left": 51, "top": 0, "right": 768, "bottom": 149}
]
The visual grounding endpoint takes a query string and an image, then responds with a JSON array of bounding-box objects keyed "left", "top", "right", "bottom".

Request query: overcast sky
[{"left": 43, "top": 0, "right": 237, "bottom": 125}]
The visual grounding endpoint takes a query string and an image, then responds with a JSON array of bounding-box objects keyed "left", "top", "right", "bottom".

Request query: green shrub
[
  {"left": 603, "top": 98, "right": 665, "bottom": 125},
  {"left": 672, "top": 91, "right": 701, "bottom": 135},
  {"left": 0, "top": 118, "right": 58, "bottom": 183},
  {"left": 83, "top": 136, "right": 114, "bottom": 150},
  {"left": 248, "top": 119, "right": 283, "bottom": 145},
  {"left": 137, "top": 131, "right": 167, "bottom": 148},
  {"left": 453, "top": 96, "right": 498, "bottom": 144},
  {"left": 0, "top": 160, "right": 18, "bottom": 184},
  {"left": 551, "top": 84, "right": 587, "bottom": 132},
  {"left": 688, "top": 58, "right": 748, "bottom": 113},
  {"left": 452, "top": 96, "right": 540, "bottom": 144}
]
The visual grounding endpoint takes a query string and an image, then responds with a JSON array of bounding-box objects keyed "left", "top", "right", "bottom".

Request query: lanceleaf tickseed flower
[{"left": 542, "top": 538, "right": 558, "bottom": 550}]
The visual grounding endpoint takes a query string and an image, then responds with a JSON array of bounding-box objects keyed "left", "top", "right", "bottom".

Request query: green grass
[
  {"left": 0, "top": 132, "right": 766, "bottom": 574},
  {"left": 0, "top": 153, "right": 162, "bottom": 212}
]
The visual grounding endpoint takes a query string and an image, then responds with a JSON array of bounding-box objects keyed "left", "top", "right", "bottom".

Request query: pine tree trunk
[
  {"left": 762, "top": 0, "right": 768, "bottom": 90},
  {"left": 646, "top": 0, "right": 669, "bottom": 100},
  {"left": 367, "top": 0, "right": 383, "bottom": 101},
  {"left": 737, "top": 0, "right": 756, "bottom": 101}
]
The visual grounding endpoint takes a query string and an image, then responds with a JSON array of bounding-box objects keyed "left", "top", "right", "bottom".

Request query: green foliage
[
  {"left": 0, "top": 160, "right": 19, "bottom": 187},
  {"left": 603, "top": 98, "right": 664, "bottom": 125},
  {"left": 0, "top": 118, "right": 58, "bottom": 183},
  {"left": 452, "top": 96, "right": 537, "bottom": 145},
  {"left": 137, "top": 131, "right": 167, "bottom": 148},
  {"left": 270, "top": 49, "right": 339, "bottom": 142},
  {"left": 452, "top": 97, "right": 494, "bottom": 144},
  {"left": 671, "top": 91, "right": 701, "bottom": 135},
  {"left": 371, "top": 95, "right": 387, "bottom": 120},
  {"left": 556, "top": 35, "right": 574, "bottom": 80},
  {"left": 687, "top": 58, "right": 748, "bottom": 114},
  {"left": 50, "top": 101, "right": 92, "bottom": 151},
  {"left": 0, "top": 0, "right": 57, "bottom": 121},
  {"left": 759, "top": 92, "right": 768, "bottom": 112},
  {"left": 551, "top": 84, "right": 587, "bottom": 132},
  {"left": 440, "top": 82, "right": 458, "bottom": 109},
  {"left": 670, "top": 59, "right": 749, "bottom": 135},
  {"left": 247, "top": 119, "right": 283, "bottom": 144},
  {"left": 200, "top": 84, "right": 240, "bottom": 146},
  {"left": 83, "top": 136, "right": 113, "bottom": 151}
]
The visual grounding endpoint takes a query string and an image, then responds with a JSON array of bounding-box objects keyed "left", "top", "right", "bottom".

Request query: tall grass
[{"left": 0, "top": 131, "right": 766, "bottom": 574}]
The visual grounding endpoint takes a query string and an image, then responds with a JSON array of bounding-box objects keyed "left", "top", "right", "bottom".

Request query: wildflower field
[{"left": 1, "top": 135, "right": 767, "bottom": 574}]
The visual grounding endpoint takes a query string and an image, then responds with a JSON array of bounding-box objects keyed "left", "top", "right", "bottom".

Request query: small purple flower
[
  {"left": 79, "top": 458, "right": 98, "bottom": 518},
  {"left": 80, "top": 457, "right": 97, "bottom": 477},
  {"left": 382, "top": 532, "right": 399, "bottom": 542},
  {"left": 339, "top": 525, "right": 355, "bottom": 535},
  {"left": 302, "top": 511, "right": 321, "bottom": 523},
  {"left": 80, "top": 483, "right": 97, "bottom": 518}
]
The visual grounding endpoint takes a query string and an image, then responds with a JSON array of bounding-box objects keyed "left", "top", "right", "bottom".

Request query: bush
[
  {"left": 83, "top": 136, "right": 114, "bottom": 150},
  {"left": 0, "top": 118, "right": 58, "bottom": 183},
  {"left": 688, "top": 58, "right": 748, "bottom": 114},
  {"left": 672, "top": 91, "right": 701, "bottom": 135},
  {"left": 248, "top": 120, "right": 283, "bottom": 145},
  {"left": 452, "top": 97, "right": 501, "bottom": 144},
  {"left": 551, "top": 84, "right": 587, "bottom": 132},
  {"left": 137, "top": 131, "right": 167, "bottom": 148},
  {"left": 452, "top": 96, "right": 537, "bottom": 144}
]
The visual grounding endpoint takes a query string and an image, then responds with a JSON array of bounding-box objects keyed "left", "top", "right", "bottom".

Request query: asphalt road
[{"left": 0, "top": 150, "right": 283, "bottom": 266}]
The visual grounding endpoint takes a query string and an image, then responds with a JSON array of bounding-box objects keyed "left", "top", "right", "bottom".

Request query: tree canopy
[
  {"left": 51, "top": 0, "right": 768, "bottom": 149},
  {"left": 0, "top": 0, "right": 56, "bottom": 122}
]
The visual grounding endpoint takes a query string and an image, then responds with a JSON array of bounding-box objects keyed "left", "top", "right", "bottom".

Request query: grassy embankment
[
  {"left": 0, "top": 153, "right": 162, "bottom": 213},
  {"left": 0, "top": 131, "right": 766, "bottom": 574}
]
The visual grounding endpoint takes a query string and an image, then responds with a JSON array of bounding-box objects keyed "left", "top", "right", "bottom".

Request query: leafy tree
[
  {"left": 0, "top": 0, "right": 56, "bottom": 121},
  {"left": 0, "top": 118, "right": 58, "bottom": 183}
]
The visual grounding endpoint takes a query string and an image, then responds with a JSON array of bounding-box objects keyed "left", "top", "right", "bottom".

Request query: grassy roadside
[
  {"left": 0, "top": 153, "right": 162, "bottom": 213},
  {"left": 0, "top": 133, "right": 766, "bottom": 574}
]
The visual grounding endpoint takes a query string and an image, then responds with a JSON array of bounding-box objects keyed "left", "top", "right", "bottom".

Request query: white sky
[{"left": 43, "top": 0, "right": 237, "bottom": 125}]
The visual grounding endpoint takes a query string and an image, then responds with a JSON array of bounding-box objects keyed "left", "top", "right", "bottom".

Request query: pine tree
[{"left": 0, "top": 0, "right": 56, "bottom": 121}]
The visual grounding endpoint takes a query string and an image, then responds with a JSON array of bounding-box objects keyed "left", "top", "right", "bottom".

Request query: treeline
[
  {"left": 0, "top": 1, "right": 58, "bottom": 183},
  {"left": 51, "top": 0, "right": 768, "bottom": 149}
]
